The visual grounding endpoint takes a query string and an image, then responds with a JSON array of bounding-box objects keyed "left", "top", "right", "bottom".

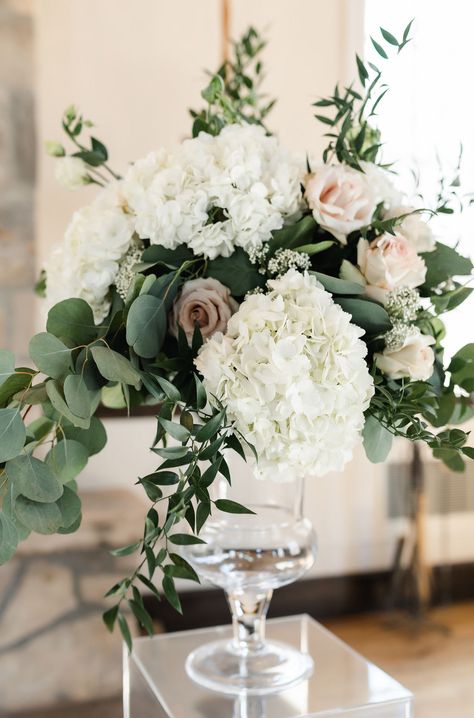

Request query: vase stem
[{"left": 227, "top": 589, "right": 273, "bottom": 654}]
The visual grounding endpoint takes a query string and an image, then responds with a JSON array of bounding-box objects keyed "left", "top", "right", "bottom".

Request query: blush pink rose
[
  {"left": 357, "top": 233, "right": 427, "bottom": 303},
  {"left": 169, "top": 277, "right": 238, "bottom": 344},
  {"left": 384, "top": 206, "right": 436, "bottom": 253},
  {"left": 304, "top": 164, "right": 376, "bottom": 243}
]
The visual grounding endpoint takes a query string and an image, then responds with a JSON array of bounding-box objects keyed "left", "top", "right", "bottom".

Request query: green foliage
[
  {"left": 313, "top": 20, "right": 414, "bottom": 169},
  {"left": 0, "top": 408, "right": 26, "bottom": 462},
  {"left": 46, "top": 439, "right": 89, "bottom": 483},
  {"left": 206, "top": 248, "right": 265, "bottom": 296},
  {"left": 421, "top": 242, "right": 473, "bottom": 290},
  {"left": 362, "top": 415, "right": 393, "bottom": 462},
  {"left": 335, "top": 297, "right": 391, "bottom": 334},
  {"left": 6, "top": 455, "right": 62, "bottom": 503},
  {"left": 91, "top": 347, "right": 142, "bottom": 390},
  {"left": 189, "top": 27, "right": 276, "bottom": 137},
  {"left": 47, "top": 298, "right": 97, "bottom": 345},
  {"left": 29, "top": 333, "right": 72, "bottom": 379}
]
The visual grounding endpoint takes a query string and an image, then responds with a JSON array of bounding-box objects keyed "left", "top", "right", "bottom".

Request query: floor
[
  {"left": 325, "top": 601, "right": 474, "bottom": 718},
  {"left": 7, "top": 601, "right": 474, "bottom": 717}
]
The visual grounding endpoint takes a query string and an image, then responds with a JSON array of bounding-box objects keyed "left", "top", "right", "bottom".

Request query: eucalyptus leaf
[
  {"left": 64, "top": 374, "right": 97, "bottom": 419},
  {"left": 335, "top": 297, "right": 391, "bottom": 333},
  {"left": 29, "top": 333, "right": 71, "bottom": 379},
  {"left": 91, "top": 347, "right": 141, "bottom": 389},
  {"left": 362, "top": 415, "right": 393, "bottom": 463},
  {"left": 14, "top": 495, "right": 63, "bottom": 534},
  {"left": 47, "top": 298, "right": 97, "bottom": 345},
  {"left": 46, "top": 439, "right": 89, "bottom": 483},
  {"left": 0, "top": 408, "right": 26, "bottom": 462},
  {"left": 61, "top": 416, "right": 107, "bottom": 456},
  {"left": 207, "top": 248, "right": 265, "bottom": 296},
  {"left": 45, "top": 380, "right": 90, "bottom": 429},
  {"left": 6, "top": 454, "right": 63, "bottom": 503},
  {"left": 312, "top": 272, "right": 365, "bottom": 295},
  {"left": 56, "top": 485, "right": 82, "bottom": 528},
  {"left": 0, "top": 511, "right": 18, "bottom": 564},
  {"left": 126, "top": 294, "right": 167, "bottom": 359}
]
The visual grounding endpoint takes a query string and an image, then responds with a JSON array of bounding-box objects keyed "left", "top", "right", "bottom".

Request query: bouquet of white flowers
[{"left": 1, "top": 25, "right": 473, "bottom": 645}]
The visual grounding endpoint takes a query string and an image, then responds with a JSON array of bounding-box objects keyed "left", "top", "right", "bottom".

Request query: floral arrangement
[{"left": 0, "top": 25, "right": 473, "bottom": 646}]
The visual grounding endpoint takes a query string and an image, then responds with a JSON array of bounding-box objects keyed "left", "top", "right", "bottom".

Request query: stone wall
[{"left": 0, "top": 0, "right": 35, "bottom": 361}]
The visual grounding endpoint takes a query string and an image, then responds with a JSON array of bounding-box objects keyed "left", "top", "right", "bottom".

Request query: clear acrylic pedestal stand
[{"left": 123, "top": 614, "right": 413, "bottom": 718}]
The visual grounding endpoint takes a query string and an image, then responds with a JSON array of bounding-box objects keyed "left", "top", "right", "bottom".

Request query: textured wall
[{"left": 0, "top": 0, "right": 35, "bottom": 360}]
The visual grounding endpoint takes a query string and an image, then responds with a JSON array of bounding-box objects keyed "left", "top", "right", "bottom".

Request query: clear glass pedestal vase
[{"left": 182, "top": 473, "right": 317, "bottom": 695}]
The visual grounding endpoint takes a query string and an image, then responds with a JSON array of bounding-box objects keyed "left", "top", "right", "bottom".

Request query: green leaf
[
  {"left": 356, "top": 54, "right": 369, "bottom": 86},
  {"left": 168, "top": 533, "right": 206, "bottom": 545},
  {"left": 29, "top": 333, "right": 71, "bottom": 379},
  {"left": 57, "top": 512, "right": 82, "bottom": 534},
  {"left": 46, "top": 439, "right": 89, "bottom": 483},
  {"left": 0, "top": 511, "right": 18, "bottom": 564},
  {"left": 0, "top": 370, "right": 35, "bottom": 407},
  {"left": 155, "top": 376, "right": 181, "bottom": 403},
  {"left": 126, "top": 294, "right": 167, "bottom": 359},
  {"left": 128, "top": 598, "right": 154, "bottom": 636},
  {"left": 47, "top": 298, "right": 97, "bottom": 345},
  {"left": 158, "top": 417, "right": 190, "bottom": 442},
  {"left": 56, "top": 485, "right": 81, "bottom": 528},
  {"left": 207, "top": 248, "right": 265, "bottom": 296},
  {"left": 295, "top": 241, "right": 335, "bottom": 255},
  {"left": 0, "top": 408, "right": 26, "bottom": 462},
  {"left": 196, "top": 501, "right": 211, "bottom": 533},
  {"left": 6, "top": 454, "right": 63, "bottom": 503},
  {"left": 140, "top": 244, "right": 194, "bottom": 270},
  {"left": 168, "top": 553, "right": 200, "bottom": 583},
  {"left": 162, "top": 575, "right": 182, "bottom": 613},
  {"left": 61, "top": 416, "right": 107, "bottom": 456},
  {"left": 449, "top": 344, "right": 474, "bottom": 392},
  {"left": 194, "top": 374, "right": 207, "bottom": 410},
  {"left": 225, "top": 433, "right": 247, "bottom": 462},
  {"left": 200, "top": 457, "right": 223, "bottom": 487},
  {"left": 140, "top": 470, "right": 179, "bottom": 486},
  {"left": 433, "top": 448, "right": 465, "bottom": 473},
  {"left": 118, "top": 613, "right": 133, "bottom": 652},
  {"left": 102, "top": 605, "right": 119, "bottom": 633},
  {"left": 45, "top": 380, "right": 90, "bottom": 429},
  {"left": 91, "top": 347, "right": 141, "bottom": 390},
  {"left": 138, "top": 573, "right": 162, "bottom": 600},
  {"left": 371, "top": 37, "right": 388, "bottom": 59},
  {"left": 14, "top": 495, "right": 63, "bottom": 534},
  {"left": 268, "top": 215, "right": 318, "bottom": 254},
  {"left": 380, "top": 27, "right": 398, "bottom": 45},
  {"left": 431, "top": 286, "right": 473, "bottom": 314},
  {"left": 335, "top": 297, "right": 391, "bottom": 334},
  {"left": 110, "top": 541, "right": 141, "bottom": 557},
  {"left": 195, "top": 410, "right": 225, "bottom": 443},
  {"left": 362, "top": 415, "right": 393, "bottom": 463},
  {"left": 422, "top": 243, "right": 473, "bottom": 289},
  {"left": 90, "top": 136, "right": 108, "bottom": 160},
  {"left": 461, "top": 447, "right": 474, "bottom": 460},
  {"left": 63, "top": 374, "right": 96, "bottom": 418},
  {"left": 0, "top": 349, "right": 15, "bottom": 386},
  {"left": 153, "top": 446, "right": 189, "bottom": 459},
  {"left": 312, "top": 272, "right": 364, "bottom": 295},
  {"left": 215, "top": 499, "right": 255, "bottom": 514}
]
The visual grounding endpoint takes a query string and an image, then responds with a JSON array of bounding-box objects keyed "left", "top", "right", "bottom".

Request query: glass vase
[{"left": 181, "top": 470, "right": 317, "bottom": 695}]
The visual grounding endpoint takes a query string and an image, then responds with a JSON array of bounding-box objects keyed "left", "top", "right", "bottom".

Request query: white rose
[
  {"left": 55, "top": 156, "right": 90, "bottom": 190},
  {"left": 384, "top": 206, "right": 436, "bottom": 253},
  {"left": 304, "top": 164, "right": 376, "bottom": 243},
  {"left": 375, "top": 331, "right": 435, "bottom": 381},
  {"left": 357, "top": 234, "right": 427, "bottom": 303}
]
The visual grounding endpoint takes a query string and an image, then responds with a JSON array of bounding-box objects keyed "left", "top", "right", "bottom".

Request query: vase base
[{"left": 185, "top": 638, "right": 314, "bottom": 695}]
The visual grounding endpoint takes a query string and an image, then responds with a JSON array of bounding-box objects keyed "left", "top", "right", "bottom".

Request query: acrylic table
[{"left": 123, "top": 614, "right": 413, "bottom": 717}]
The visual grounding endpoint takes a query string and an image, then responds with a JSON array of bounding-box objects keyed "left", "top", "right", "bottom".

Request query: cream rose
[
  {"left": 169, "top": 277, "right": 238, "bottom": 344},
  {"left": 55, "top": 156, "right": 90, "bottom": 190},
  {"left": 357, "top": 234, "right": 427, "bottom": 303},
  {"left": 375, "top": 331, "right": 435, "bottom": 381},
  {"left": 384, "top": 206, "right": 436, "bottom": 253},
  {"left": 304, "top": 164, "right": 376, "bottom": 243}
]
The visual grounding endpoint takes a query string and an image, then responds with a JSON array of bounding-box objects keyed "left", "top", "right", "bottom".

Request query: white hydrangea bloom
[
  {"left": 122, "top": 124, "right": 304, "bottom": 259},
  {"left": 46, "top": 183, "right": 135, "bottom": 322},
  {"left": 195, "top": 269, "right": 374, "bottom": 482}
]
